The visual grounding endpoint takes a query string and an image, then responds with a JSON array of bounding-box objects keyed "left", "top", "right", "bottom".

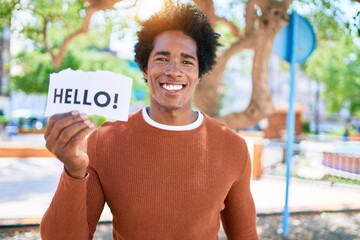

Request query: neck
[{"left": 147, "top": 105, "right": 197, "bottom": 126}]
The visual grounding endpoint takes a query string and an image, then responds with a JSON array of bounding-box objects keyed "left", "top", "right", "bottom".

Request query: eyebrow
[
  {"left": 181, "top": 52, "right": 196, "bottom": 61},
  {"left": 154, "top": 51, "right": 170, "bottom": 57},
  {"left": 154, "top": 51, "right": 197, "bottom": 61}
]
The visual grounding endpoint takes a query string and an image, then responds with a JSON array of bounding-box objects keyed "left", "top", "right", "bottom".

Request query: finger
[
  {"left": 45, "top": 111, "right": 88, "bottom": 143},
  {"left": 45, "top": 111, "right": 78, "bottom": 139},
  {"left": 66, "top": 124, "right": 94, "bottom": 150},
  {"left": 61, "top": 126, "right": 94, "bottom": 169},
  {"left": 45, "top": 112, "right": 89, "bottom": 153},
  {"left": 51, "top": 119, "right": 93, "bottom": 154}
]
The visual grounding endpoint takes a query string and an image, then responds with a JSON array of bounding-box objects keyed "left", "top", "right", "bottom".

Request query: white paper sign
[{"left": 45, "top": 69, "right": 133, "bottom": 121}]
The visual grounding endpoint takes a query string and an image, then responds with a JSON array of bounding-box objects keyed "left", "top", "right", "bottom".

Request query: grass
[{"left": 322, "top": 174, "right": 360, "bottom": 185}]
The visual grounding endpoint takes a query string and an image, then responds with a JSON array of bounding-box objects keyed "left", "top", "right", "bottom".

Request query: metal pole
[{"left": 282, "top": 11, "right": 298, "bottom": 237}]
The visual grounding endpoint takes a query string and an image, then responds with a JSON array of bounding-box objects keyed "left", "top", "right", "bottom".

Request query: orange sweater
[{"left": 40, "top": 109, "right": 258, "bottom": 240}]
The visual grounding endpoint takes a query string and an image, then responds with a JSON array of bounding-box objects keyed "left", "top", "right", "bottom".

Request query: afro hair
[{"left": 134, "top": 4, "right": 220, "bottom": 79}]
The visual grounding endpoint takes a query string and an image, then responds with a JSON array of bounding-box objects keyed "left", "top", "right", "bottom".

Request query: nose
[{"left": 164, "top": 60, "right": 182, "bottom": 77}]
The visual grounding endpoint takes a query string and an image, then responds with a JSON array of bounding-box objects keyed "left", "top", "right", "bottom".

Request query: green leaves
[
  {"left": 292, "top": 0, "right": 359, "bottom": 39},
  {"left": 0, "top": 0, "right": 20, "bottom": 29},
  {"left": 11, "top": 50, "right": 54, "bottom": 93},
  {"left": 304, "top": 37, "right": 360, "bottom": 116},
  {"left": 7, "top": 0, "right": 148, "bottom": 106},
  {"left": 19, "top": 0, "right": 86, "bottom": 49},
  {"left": 11, "top": 41, "right": 143, "bottom": 94},
  {"left": 293, "top": 0, "right": 360, "bottom": 116}
]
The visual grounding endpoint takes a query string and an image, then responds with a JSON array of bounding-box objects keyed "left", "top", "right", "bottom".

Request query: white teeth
[{"left": 162, "top": 84, "right": 183, "bottom": 91}]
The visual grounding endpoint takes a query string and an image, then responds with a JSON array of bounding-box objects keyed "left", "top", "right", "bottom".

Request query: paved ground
[
  {"left": 1, "top": 134, "right": 360, "bottom": 239},
  {"left": 2, "top": 211, "right": 360, "bottom": 239},
  {"left": 1, "top": 156, "right": 360, "bottom": 225}
]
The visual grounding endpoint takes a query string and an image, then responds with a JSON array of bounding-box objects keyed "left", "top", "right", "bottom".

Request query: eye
[
  {"left": 182, "top": 60, "right": 194, "bottom": 65},
  {"left": 155, "top": 57, "right": 168, "bottom": 62}
]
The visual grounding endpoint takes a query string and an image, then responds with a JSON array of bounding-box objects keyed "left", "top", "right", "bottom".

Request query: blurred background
[{"left": 0, "top": 0, "right": 359, "bottom": 239}]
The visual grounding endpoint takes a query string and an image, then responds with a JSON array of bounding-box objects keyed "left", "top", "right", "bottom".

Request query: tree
[
  {"left": 8, "top": 0, "right": 151, "bottom": 110},
  {"left": 11, "top": 27, "right": 144, "bottom": 98},
  {"left": 193, "top": 0, "right": 359, "bottom": 129},
  {"left": 17, "top": 0, "right": 133, "bottom": 70},
  {"left": 193, "top": 0, "right": 291, "bottom": 129},
  {"left": 8, "top": 0, "right": 359, "bottom": 128},
  {"left": 303, "top": 37, "right": 360, "bottom": 116},
  {"left": 0, "top": 0, "right": 20, "bottom": 94},
  {"left": 296, "top": 0, "right": 360, "bottom": 116},
  {"left": 0, "top": 0, "right": 20, "bottom": 29}
]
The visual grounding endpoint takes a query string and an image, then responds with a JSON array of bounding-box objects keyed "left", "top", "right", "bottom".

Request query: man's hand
[{"left": 45, "top": 111, "right": 94, "bottom": 179}]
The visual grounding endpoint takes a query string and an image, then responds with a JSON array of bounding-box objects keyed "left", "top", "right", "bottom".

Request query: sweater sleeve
[
  {"left": 40, "top": 131, "right": 105, "bottom": 240},
  {"left": 220, "top": 146, "right": 259, "bottom": 240}
]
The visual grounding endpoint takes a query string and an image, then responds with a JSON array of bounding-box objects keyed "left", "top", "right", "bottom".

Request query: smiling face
[{"left": 143, "top": 30, "right": 199, "bottom": 117}]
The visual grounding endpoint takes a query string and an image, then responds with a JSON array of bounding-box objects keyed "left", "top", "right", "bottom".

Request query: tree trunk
[
  {"left": 51, "top": 0, "right": 127, "bottom": 69},
  {"left": 217, "top": 26, "right": 278, "bottom": 129},
  {"left": 194, "top": 54, "right": 228, "bottom": 117},
  {"left": 194, "top": 0, "right": 291, "bottom": 129},
  {"left": 194, "top": 36, "right": 253, "bottom": 117},
  {"left": 52, "top": 6, "right": 97, "bottom": 69}
]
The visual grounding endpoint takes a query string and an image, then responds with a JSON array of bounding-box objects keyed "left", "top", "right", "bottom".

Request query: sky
[
  {"left": 110, "top": 0, "right": 360, "bottom": 59},
  {"left": 4, "top": 0, "right": 360, "bottom": 118}
]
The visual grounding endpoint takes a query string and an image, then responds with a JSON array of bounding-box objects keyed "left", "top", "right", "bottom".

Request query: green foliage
[
  {"left": 0, "top": 115, "right": 10, "bottom": 124},
  {"left": 214, "top": 22, "right": 237, "bottom": 50},
  {"left": 19, "top": 0, "right": 86, "bottom": 50},
  {"left": 302, "top": 120, "right": 311, "bottom": 133},
  {"left": 292, "top": 0, "right": 360, "bottom": 116},
  {"left": 292, "top": 0, "right": 359, "bottom": 39},
  {"left": 303, "top": 37, "right": 360, "bottom": 116},
  {"left": 0, "top": 0, "right": 20, "bottom": 29},
  {"left": 322, "top": 174, "right": 360, "bottom": 186},
  {"left": 11, "top": 45, "right": 144, "bottom": 93},
  {"left": 88, "top": 115, "right": 108, "bottom": 127},
  {"left": 11, "top": 50, "right": 54, "bottom": 93},
  {"left": 9, "top": 0, "right": 149, "bottom": 107},
  {"left": 10, "top": 20, "right": 148, "bottom": 102}
]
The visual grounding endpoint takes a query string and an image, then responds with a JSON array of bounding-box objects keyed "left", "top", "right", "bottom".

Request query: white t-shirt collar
[{"left": 141, "top": 107, "right": 204, "bottom": 131}]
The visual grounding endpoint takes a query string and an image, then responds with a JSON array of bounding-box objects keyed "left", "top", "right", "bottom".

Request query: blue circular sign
[{"left": 273, "top": 12, "right": 316, "bottom": 63}]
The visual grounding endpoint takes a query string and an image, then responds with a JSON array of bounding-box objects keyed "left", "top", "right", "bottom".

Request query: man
[{"left": 40, "top": 4, "right": 259, "bottom": 240}]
